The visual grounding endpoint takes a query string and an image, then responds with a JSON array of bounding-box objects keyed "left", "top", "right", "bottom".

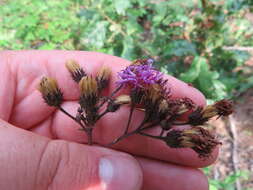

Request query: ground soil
[{"left": 209, "top": 87, "right": 253, "bottom": 189}]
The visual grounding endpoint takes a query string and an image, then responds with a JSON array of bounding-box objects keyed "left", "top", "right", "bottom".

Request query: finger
[
  {"left": 2, "top": 51, "right": 215, "bottom": 167},
  {"left": 136, "top": 157, "right": 208, "bottom": 190},
  {"left": 51, "top": 101, "right": 218, "bottom": 168},
  {"left": 0, "top": 119, "right": 142, "bottom": 190},
  {"left": 3, "top": 50, "right": 205, "bottom": 107},
  {"left": 7, "top": 50, "right": 205, "bottom": 127}
]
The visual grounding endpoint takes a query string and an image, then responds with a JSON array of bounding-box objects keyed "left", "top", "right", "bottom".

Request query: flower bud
[
  {"left": 107, "top": 95, "right": 131, "bottom": 112},
  {"left": 65, "top": 60, "right": 86, "bottom": 82},
  {"left": 96, "top": 66, "right": 111, "bottom": 91},
  {"left": 38, "top": 77, "right": 63, "bottom": 107},
  {"left": 79, "top": 76, "right": 99, "bottom": 110},
  {"left": 188, "top": 99, "right": 233, "bottom": 126},
  {"left": 165, "top": 127, "right": 221, "bottom": 158}
]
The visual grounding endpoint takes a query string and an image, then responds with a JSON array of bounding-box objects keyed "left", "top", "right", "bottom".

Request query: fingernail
[{"left": 99, "top": 155, "right": 142, "bottom": 190}]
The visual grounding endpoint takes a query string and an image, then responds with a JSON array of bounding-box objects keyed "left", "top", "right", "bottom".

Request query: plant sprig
[{"left": 38, "top": 58, "right": 233, "bottom": 158}]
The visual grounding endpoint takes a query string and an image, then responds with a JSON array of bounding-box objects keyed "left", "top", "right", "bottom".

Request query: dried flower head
[
  {"left": 167, "top": 98, "right": 195, "bottom": 115},
  {"left": 145, "top": 84, "right": 163, "bottom": 104},
  {"left": 107, "top": 95, "right": 131, "bottom": 112},
  {"left": 141, "top": 85, "right": 169, "bottom": 122},
  {"left": 164, "top": 127, "right": 221, "bottom": 158},
  {"left": 114, "top": 95, "right": 131, "bottom": 105},
  {"left": 65, "top": 60, "right": 86, "bottom": 82},
  {"left": 38, "top": 77, "right": 63, "bottom": 107},
  {"left": 213, "top": 99, "right": 233, "bottom": 117},
  {"left": 130, "top": 88, "right": 145, "bottom": 105},
  {"left": 188, "top": 99, "right": 233, "bottom": 126},
  {"left": 79, "top": 76, "right": 99, "bottom": 110},
  {"left": 96, "top": 66, "right": 111, "bottom": 91},
  {"left": 158, "top": 99, "right": 169, "bottom": 115}
]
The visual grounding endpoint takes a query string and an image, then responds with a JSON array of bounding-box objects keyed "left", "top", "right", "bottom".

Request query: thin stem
[
  {"left": 172, "top": 122, "right": 189, "bottom": 126},
  {"left": 87, "top": 128, "right": 93, "bottom": 145},
  {"left": 138, "top": 131, "right": 163, "bottom": 140},
  {"left": 140, "top": 120, "right": 160, "bottom": 130},
  {"left": 59, "top": 107, "right": 76, "bottom": 121},
  {"left": 107, "top": 129, "right": 138, "bottom": 146},
  {"left": 123, "top": 104, "right": 135, "bottom": 135},
  {"left": 110, "top": 84, "right": 123, "bottom": 97},
  {"left": 96, "top": 109, "right": 109, "bottom": 121},
  {"left": 107, "top": 121, "right": 159, "bottom": 146},
  {"left": 98, "top": 85, "right": 123, "bottom": 109},
  {"left": 59, "top": 106, "right": 87, "bottom": 132},
  {"left": 159, "top": 129, "right": 165, "bottom": 137}
]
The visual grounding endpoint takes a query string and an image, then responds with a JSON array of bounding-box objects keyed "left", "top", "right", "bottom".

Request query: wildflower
[
  {"left": 38, "top": 77, "right": 63, "bottom": 107},
  {"left": 188, "top": 99, "right": 233, "bottom": 126},
  {"left": 65, "top": 60, "right": 86, "bottom": 82},
  {"left": 96, "top": 66, "right": 111, "bottom": 92},
  {"left": 117, "top": 59, "right": 164, "bottom": 88},
  {"left": 164, "top": 127, "right": 221, "bottom": 158},
  {"left": 79, "top": 76, "right": 99, "bottom": 110}
]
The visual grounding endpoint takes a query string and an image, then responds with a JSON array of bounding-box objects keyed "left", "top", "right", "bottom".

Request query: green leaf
[
  {"left": 77, "top": 9, "right": 95, "bottom": 20},
  {"left": 38, "top": 42, "right": 56, "bottom": 50},
  {"left": 121, "top": 36, "right": 135, "bottom": 60},
  {"left": 180, "top": 56, "right": 206, "bottom": 82},
  {"left": 85, "top": 21, "right": 109, "bottom": 49},
  {"left": 113, "top": 0, "right": 132, "bottom": 15},
  {"left": 209, "top": 184, "right": 218, "bottom": 190},
  {"left": 165, "top": 40, "right": 197, "bottom": 57}
]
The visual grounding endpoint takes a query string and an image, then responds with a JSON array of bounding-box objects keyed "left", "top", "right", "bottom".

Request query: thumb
[{"left": 0, "top": 120, "right": 142, "bottom": 190}]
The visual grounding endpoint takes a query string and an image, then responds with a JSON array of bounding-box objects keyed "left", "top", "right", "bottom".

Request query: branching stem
[{"left": 59, "top": 106, "right": 87, "bottom": 131}]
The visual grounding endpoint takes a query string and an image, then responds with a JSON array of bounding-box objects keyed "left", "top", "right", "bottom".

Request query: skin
[{"left": 0, "top": 50, "right": 218, "bottom": 190}]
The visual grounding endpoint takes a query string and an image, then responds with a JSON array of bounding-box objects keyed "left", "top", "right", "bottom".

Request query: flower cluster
[
  {"left": 38, "top": 58, "right": 233, "bottom": 158},
  {"left": 117, "top": 58, "right": 164, "bottom": 88},
  {"left": 109, "top": 58, "right": 233, "bottom": 158}
]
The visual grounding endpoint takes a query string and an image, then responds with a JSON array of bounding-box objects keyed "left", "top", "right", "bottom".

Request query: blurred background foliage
[
  {"left": 1, "top": 0, "right": 253, "bottom": 102},
  {"left": 1, "top": 0, "right": 253, "bottom": 189}
]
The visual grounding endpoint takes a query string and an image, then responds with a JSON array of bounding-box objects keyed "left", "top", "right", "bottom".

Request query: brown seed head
[
  {"left": 79, "top": 76, "right": 98, "bottom": 98},
  {"left": 158, "top": 99, "right": 169, "bottom": 114},
  {"left": 96, "top": 66, "right": 111, "bottom": 91},
  {"left": 202, "top": 105, "right": 217, "bottom": 118},
  {"left": 65, "top": 60, "right": 86, "bottom": 82},
  {"left": 141, "top": 85, "right": 169, "bottom": 122},
  {"left": 145, "top": 84, "right": 162, "bottom": 104},
  {"left": 38, "top": 77, "right": 63, "bottom": 107},
  {"left": 79, "top": 76, "right": 99, "bottom": 112},
  {"left": 214, "top": 99, "right": 233, "bottom": 116},
  {"left": 188, "top": 99, "right": 233, "bottom": 126},
  {"left": 79, "top": 76, "right": 100, "bottom": 125},
  {"left": 130, "top": 88, "right": 145, "bottom": 105},
  {"left": 188, "top": 107, "right": 207, "bottom": 126},
  {"left": 165, "top": 127, "right": 221, "bottom": 158},
  {"left": 167, "top": 98, "right": 195, "bottom": 115}
]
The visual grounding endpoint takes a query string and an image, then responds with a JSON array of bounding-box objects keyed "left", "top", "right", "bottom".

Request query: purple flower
[{"left": 117, "top": 59, "right": 164, "bottom": 88}]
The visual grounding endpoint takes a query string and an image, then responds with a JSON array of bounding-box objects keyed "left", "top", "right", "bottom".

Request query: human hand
[{"left": 0, "top": 51, "right": 217, "bottom": 190}]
